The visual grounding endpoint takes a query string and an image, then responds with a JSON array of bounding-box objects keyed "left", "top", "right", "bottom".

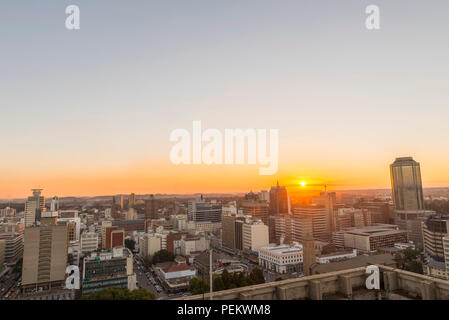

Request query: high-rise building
[
  {"left": 443, "top": 236, "right": 449, "bottom": 280},
  {"left": 119, "top": 195, "right": 124, "bottom": 209},
  {"left": 269, "top": 181, "right": 289, "bottom": 216},
  {"left": 239, "top": 196, "right": 269, "bottom": 226},
  {"left": 242, "top": 220, "right": 269, "bottom": 253},
  {"left": 390, "top": 157, "right": 434, "bottom": 249},
  {"left": 312, "top": 191, "right": 336, "bottom": 233},
  {"left": 221, "top": 214, "right": 245, "bottom": 252},
  {"left": 0, "top": 240, "right": 5, "bottom": 272},
  {"left": 145, "top": 195, "right": 160, "bottom": 219},
  {"left": 128, "top": 193, "right": 136, "bottom": 208},
  {"left": 21, "top": 216, "right": 68, "bottom": 291},
  {"left": 293, "top": 205, "right": 330, "bottom": 242},
  {"left": 0, "top": 231, "right": 23, "bottom": 263},
  {"left": 24, "top": 189, "right": 45, "bottom": 227},
  {"left": 188, "top": 196, "right": 222, "bottom": 223},
  {"left": 274, "top": 213, "right": 294, "bottom": 244},
  {"left": 390, "top": 157, "right": 424, "bottom": 211},
  {"left": 422, "top": 215, "right": 449, "bottom": 279},
  {"left": 50, "top": 196, "right": 59, "bottom": 212}
]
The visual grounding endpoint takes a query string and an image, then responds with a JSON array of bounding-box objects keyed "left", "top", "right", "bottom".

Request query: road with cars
[{"left": 0, "top": 267, "right": 21, "bottom": 300}]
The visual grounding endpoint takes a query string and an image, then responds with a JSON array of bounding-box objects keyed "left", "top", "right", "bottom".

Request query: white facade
[
  {"left": 242, "top": 221, "right": 269, "bottom": 252},
  {"left": 139, "top": 234, "right": 161, "bottom": 258},
  {"left": 316, "top": 249, "right": 357, "bottom": 264},
  {"left": 80, "top": 232, "right": 99, "bottom": 255},
  {"left": 180, "top": 236, "right": 210, "bottom": 256},
  {"left": 258, "top": 243, "right": 303, "bottom": 274}
]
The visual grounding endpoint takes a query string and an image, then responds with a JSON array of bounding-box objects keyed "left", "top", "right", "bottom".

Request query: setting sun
[{"left": 299, "top": 181, "right": 307, "bottom": 187}]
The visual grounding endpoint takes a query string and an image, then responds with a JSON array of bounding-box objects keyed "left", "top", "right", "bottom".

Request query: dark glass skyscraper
[
  {"left": 390, "top": 157, "right": 424, "bottom": 211},
  {"left": 269, "top": 181, "right": 289, "bottom": 215}
]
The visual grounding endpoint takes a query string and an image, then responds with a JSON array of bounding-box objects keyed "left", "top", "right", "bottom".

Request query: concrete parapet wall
[{"left": 178, "top": 265, "right": 449, "bottom": 300}]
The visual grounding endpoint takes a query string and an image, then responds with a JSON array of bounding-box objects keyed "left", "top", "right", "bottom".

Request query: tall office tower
[
  {"left": 128, "top": 193, "right": 136, "bottom": 208},
  {"left": 221, "top": 214, "right": 245, "bottom": 252},
  {"left": 240, "top": 193, "right": 269, "bottom": 226},
  {"left": 293, "top": 205, "right": 330, "bottom": 242},
  {"left": 119, "top": 195, "right": 124, "bottom": 209},
  {"left": 312, "top": 191, "right": 337, "bottom": 233},
  {"left": 188, "top": 195, "right": 222, "bottom": 223},
  {"left": 145, "top": 194, "right": 160, "bottom": 219},
  {"left": 268, "top": 182, "right": 289, "bottom": 243},
  {"left": 390, "top": 157, "right": 424, "bottom": 211},
  {"left": 422, "top": 215, "right": 449, "bottom": 279},
  {"left": 21, "top": 215, "right": 68, "bottom": 291},
  {"left": 302, "top": 233, "right": 315, "bottom": 276},
  {"left": 390, "top": 157, "right": 433, "bottom": 249},
  {"left": 50, "top": 196, "right": 59, "bottom": 212},
  {"left": 24, "top": 189, "right": 46, "bottom": 227},
  {"left": 269, "top": 181, "right": 289, "bottom": 216}
]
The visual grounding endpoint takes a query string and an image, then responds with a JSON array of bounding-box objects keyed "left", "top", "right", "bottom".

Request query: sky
[{"left": 1, "top": 0, "right": 449, "bottom": 198}]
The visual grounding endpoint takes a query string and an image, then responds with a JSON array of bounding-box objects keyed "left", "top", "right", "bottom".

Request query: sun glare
[{"left": 299, "top": 181, "right": 307, "bottom": 187}]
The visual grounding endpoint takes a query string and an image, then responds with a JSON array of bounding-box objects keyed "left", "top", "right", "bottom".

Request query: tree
[
  {"left": 80, "top": 287, "right": 155, "bottom": 300},
  {"left": 395, "top": 247, "right": 423, "bottom": 275},
  {"left": 221, "top": 269, "right": 232, "bottom": 289},
  {"left": 152, "top": 249, "right": 175, "bottom": 265},
  {"left": 129, "top": 288, "right": 156, "bottom": 300},
  {"left": 189, "top": 277, "right": 209, "bottom": 295},
  {"left": 248, "top": 268, "right": 265, "bottom": 285},
  {"left": 212, "top": 276, "right": 225, "bottom": 292},
  {"left": 125, "top": 239, "right": 135, "bottom": 252}
]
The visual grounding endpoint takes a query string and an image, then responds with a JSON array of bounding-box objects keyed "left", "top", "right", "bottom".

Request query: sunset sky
[{"left": 1, "top": 1, "right": 449, "bottom": 198}]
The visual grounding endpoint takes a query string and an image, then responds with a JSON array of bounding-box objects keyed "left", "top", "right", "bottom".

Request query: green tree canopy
[
  {"left": 248, "top": 268, "right": 265, "bottom": 285},
  {"left": 189, "top": 277, "right": 209, "bottom": 295},
  {"left": 80, "top": 287, "right": 155, "bottom": 300},
  {"left": 152, "top": 249, "right": 175, "bottom": 265},
  {"left": 125, "top": 239, "right": 135, "bottom": 251}
]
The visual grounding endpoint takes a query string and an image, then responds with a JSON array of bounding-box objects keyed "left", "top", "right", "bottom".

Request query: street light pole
[{"left": 209, "top": 248, "right": 213, "bottom": 300}]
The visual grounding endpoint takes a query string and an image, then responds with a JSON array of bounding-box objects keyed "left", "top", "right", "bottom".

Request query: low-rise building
[
  {"left": 258, "top": 243, "right": 303, "bottom": 274},
  {"left": 342, "top": 224, "right": 408, "bottom": 253},
  {"left": 316, "top": 249, "right": 357, "bottom": 264},
  {"left": 154, "top": 257, "right": 196, "bottom": 293}
]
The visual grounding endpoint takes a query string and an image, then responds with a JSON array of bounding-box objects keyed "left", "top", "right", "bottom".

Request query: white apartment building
[
  {"left": 180, "top": 235, "right": 210, "bottom": 256},
  {"left": 242, "top": 220, "right": 269, "bottom": 253},
  {"left": 258, "top": 243, "right": 303, "bottom": 274},
  {"left": 139, "top": 234, "right": 161, "bottom": 258},
  {"left": 80, "top": 232, "right": 99, "bottom": 255}
]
